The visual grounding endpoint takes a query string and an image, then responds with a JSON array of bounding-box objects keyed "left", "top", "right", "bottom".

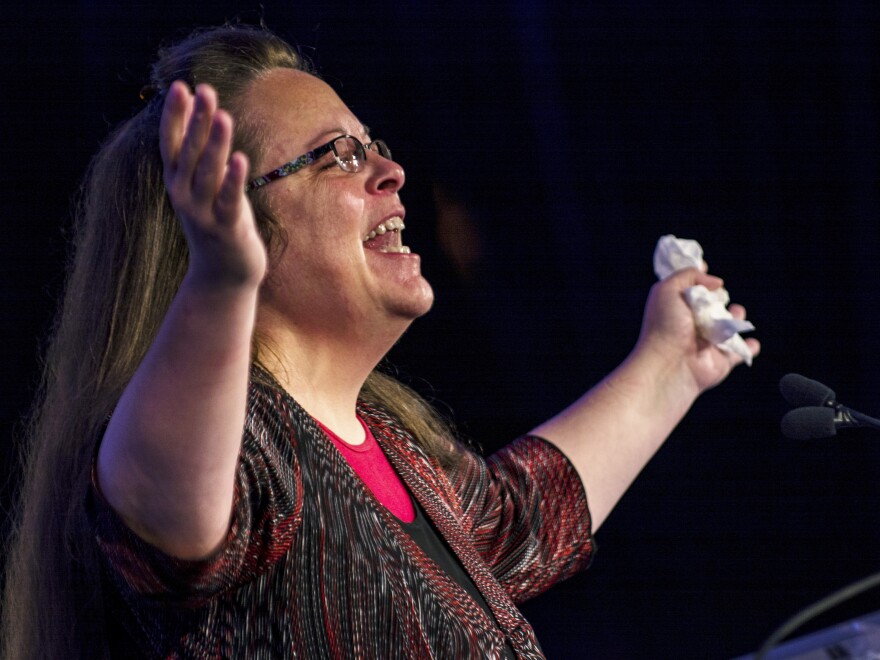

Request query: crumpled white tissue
[{"left": 653, "top": 234, "right": 755, "bottom": 366}]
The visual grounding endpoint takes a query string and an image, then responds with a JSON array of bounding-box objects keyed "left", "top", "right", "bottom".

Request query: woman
[{"left": 2, "top": 24, "right": 759, "bottom": 658}]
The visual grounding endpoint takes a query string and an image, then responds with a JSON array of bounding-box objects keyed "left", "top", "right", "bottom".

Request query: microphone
[
  {"left": 780, "top": 407, "right": 837, "bottom": 440},
  {"left": 779, "top": 373, "right": 835, "bottom": 408},
  {"left": 779, "top": 373, "right": 880, "bottom": 439}
]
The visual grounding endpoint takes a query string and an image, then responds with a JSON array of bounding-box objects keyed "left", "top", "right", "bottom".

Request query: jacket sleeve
[
  {"left": 447, "top": 435, "right": 594, "bottom": 603},
  {"left": 88, "top": 383, "right": 301, "bottom": 606}
]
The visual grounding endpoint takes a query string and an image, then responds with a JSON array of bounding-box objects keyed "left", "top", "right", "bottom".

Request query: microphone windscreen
[
  {"left": 779, "top": 373, "right": 836, "bottom": 408},
  {"left": 781, "top": 407, "right": 837, "bottom": 440}
]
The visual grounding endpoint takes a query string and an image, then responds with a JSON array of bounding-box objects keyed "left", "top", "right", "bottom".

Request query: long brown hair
[{"left": 2, "top": 23, "right": 457, "bottom": 659}]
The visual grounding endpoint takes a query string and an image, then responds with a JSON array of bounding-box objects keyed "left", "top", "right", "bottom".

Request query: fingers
[
  {"left": 192, "top": 108, "right": 234, "bottom": 207},
  {"left": 214, "top": 151, "right": 250, "bottom": 226},
  {"left": 178, "top": 85, "right": 217, "bottom": 181},
  {"left": 159, "top": 81, "right": 194, "bottom": 175},
  {"left": 160, "top": 82, "right": 233, "bottom": 194},
  {"left": 727, "top": 303, "right": 760, "bottom": 353},
  {"left": 728, "top": 303, "right": 746, "bottom": 319},
  {"left": 159, "top": 82, "right": 248, "bottom": 227},
  {"left": 691, "top": 269, "right": 723, "bottom": 290},
  {"left": 663, "top": 268, "right": 761, "bottom": 359},
  {"left": 173, "top": 85, "right": 218, "bottom": 189},
  {"left": 664, "top": 266, "right": 723, "bottom": 291},
  {"left": 744, "top": 337, "right": 762, "bottom": 359}
]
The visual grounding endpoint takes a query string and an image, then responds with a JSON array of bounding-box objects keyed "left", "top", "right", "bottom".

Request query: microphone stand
[
  {"left": 834, "top": 405, "right": 880, "bottom": 432},
  {"left": 754, "top": 570, "right": 880, "bottom": 659},
  {"left": 766, "top": 374, "right": 880, "bottom": 657}
]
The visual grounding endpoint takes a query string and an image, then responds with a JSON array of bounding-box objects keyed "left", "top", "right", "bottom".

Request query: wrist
[
  {"left": 620, "top": 340, "right": 703, "bottom": 416},
  {"left": 182, "top": 260, "right": 264, "bottom": 297},
  {"left": 175, "top": 269, "right": 262, "bottom": 332}
]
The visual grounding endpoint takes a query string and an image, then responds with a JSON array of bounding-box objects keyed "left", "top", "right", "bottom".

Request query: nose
[{"left": 367, "top": 152, "right": 405, "bottom": 194}]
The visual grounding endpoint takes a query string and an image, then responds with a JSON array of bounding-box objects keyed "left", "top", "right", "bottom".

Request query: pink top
[{"left": 318, "top": 417, "right": 416, "bottom": 523}]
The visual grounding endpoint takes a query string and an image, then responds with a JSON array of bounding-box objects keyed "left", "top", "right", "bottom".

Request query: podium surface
[{"left": 735, "top": 609, "right": 880, "bottom": 659}]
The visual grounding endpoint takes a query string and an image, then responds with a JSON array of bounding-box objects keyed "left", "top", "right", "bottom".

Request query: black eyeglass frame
[{"left": 245, "top": 134, "right": 391, "bottom": 191}]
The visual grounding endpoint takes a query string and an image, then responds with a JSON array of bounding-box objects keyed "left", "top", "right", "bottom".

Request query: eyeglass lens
[
  {"left": 333, "top": 137, "right": 363, "bottom": 172},
  {"left": 332, "top": 137, "right": 392, "bottom": 172}
]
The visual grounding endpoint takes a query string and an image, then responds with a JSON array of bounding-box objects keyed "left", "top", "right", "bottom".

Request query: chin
[{"left": 392, "top": 279, "right": 435, "bottom": 320}]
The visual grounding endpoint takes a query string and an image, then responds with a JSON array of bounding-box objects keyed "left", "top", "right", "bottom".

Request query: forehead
[{"left": 244, "top": 68, "right": 361, "bottom": 166}]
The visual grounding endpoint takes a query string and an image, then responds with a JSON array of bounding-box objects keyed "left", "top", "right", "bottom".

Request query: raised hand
[
  {"left": 160, "top": 81, "right": 266, "bottom": 290},
  {"left": 99, "top": 81, "right": 267, "bottom": 559},
  {"left": 637, "top": 266, "right": 761, "bottom": 394}
]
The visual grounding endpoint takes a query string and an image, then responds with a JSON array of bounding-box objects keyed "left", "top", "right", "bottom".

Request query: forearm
[
  {"left": 531, "top": 345, "right": 700, "bottom": 533},
  {"left": 97, "top": 274, "right": 259, "bottom": 559}
]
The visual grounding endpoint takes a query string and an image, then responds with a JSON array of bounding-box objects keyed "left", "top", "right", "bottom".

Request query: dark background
[{"left": 2, "top": 2, "right": 879, "bottom": 657}]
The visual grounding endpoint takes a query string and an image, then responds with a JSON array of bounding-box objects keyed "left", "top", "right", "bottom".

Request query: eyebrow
[{"left": 310, "top": 125, "right": 371, "bottom": 147}]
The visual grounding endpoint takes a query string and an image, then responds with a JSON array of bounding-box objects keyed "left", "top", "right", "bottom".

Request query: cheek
[
  {"left": 269, "top": 223, "right": 360, "bottom": 287},
  {"left": 268, "top": 182, "right": 368, "bottom": 266},
  {"left": 283, "top": 180, "right": 363, "bottom": 226}
]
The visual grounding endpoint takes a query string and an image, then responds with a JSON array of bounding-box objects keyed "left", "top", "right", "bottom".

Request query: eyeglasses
[{"left": 245, "top": 134, "right": 392, "bottom": 191}]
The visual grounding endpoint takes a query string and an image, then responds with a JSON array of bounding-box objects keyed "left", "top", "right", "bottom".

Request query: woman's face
[{"left": 245, "top": 68, "right": 434, "bottom": 342}]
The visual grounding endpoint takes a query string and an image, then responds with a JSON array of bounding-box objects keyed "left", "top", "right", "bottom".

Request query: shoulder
[{"left": 245, "top": 374, "right": 316, "bottom": 437}]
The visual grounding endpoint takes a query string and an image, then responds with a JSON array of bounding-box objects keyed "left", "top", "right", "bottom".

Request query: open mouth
[{"left": 363, "top": 216, "right": 411, "bottom": 254}]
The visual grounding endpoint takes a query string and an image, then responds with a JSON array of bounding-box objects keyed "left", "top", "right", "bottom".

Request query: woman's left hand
[{"left": 635, "top": 266, "right": 761, "bottom": 396}]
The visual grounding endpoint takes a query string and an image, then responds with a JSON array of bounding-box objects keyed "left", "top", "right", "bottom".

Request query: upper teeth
[{"left": 364, "top": 217, "right": 405, "bottom": 241}]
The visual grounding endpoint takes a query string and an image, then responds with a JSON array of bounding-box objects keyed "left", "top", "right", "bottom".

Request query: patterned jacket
[{"left": 91, "top": 379, "right": 594, "bottom": 658}]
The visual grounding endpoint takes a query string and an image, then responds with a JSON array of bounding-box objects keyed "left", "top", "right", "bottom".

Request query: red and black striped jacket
[{"left": 91, "top": 379, "right": 594, "bottom": 658}]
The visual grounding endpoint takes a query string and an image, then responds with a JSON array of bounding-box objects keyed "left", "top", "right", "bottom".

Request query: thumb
[{"left": 668, "top": 267, "right": 724, "bottom": 291}]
